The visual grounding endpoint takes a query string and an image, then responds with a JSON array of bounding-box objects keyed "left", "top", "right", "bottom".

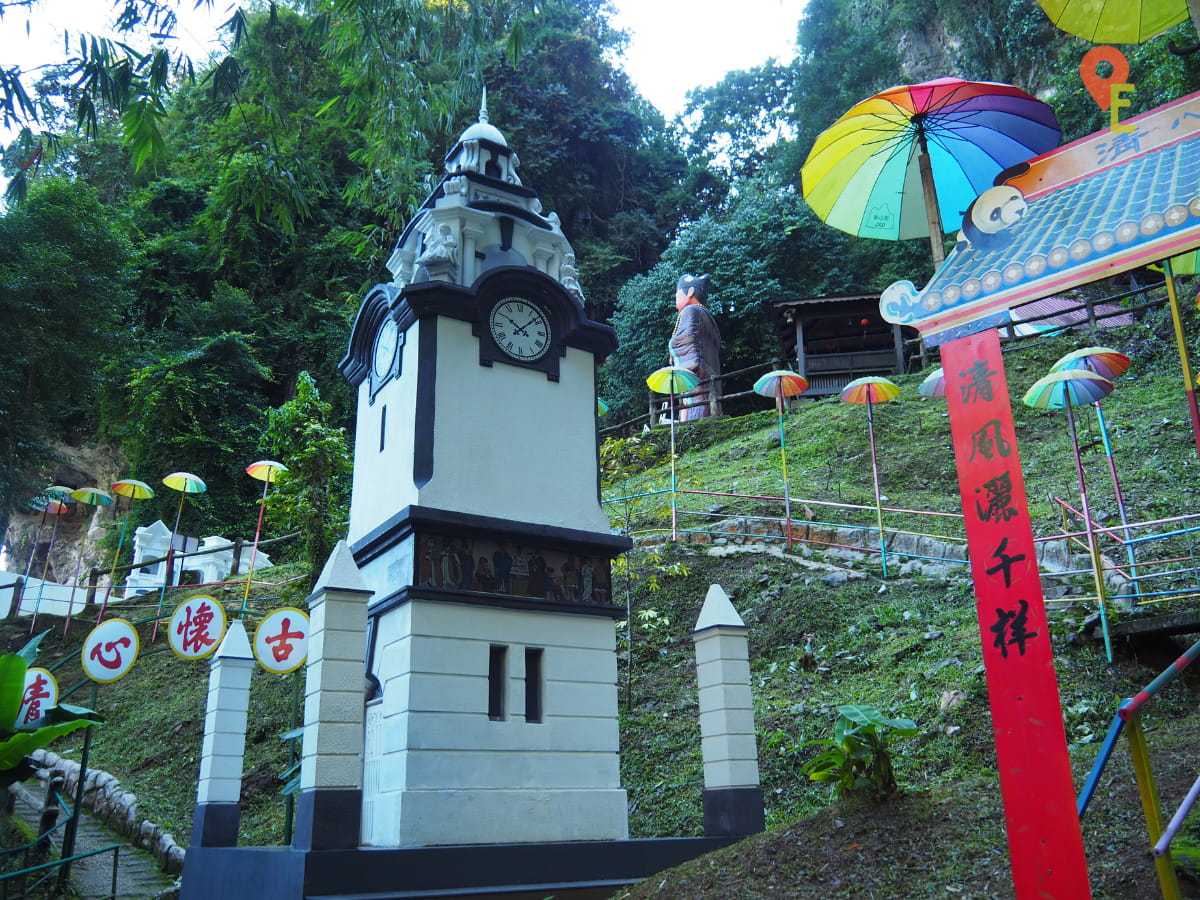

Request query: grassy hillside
[{"left": 11, "top": 305, "right": 1200, "bottom": 897}]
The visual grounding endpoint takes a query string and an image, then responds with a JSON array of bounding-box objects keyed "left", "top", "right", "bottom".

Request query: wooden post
[
  {"left": 916, "top": 131, "right": 946, "bottom": 269},
  {"left": 85, "top": 569, "right": 99, "bottom": 607}
]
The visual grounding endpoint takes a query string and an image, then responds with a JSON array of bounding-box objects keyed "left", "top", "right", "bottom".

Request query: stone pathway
[{"left": 9, "top": 782, "right": 177, "bottom": 899}]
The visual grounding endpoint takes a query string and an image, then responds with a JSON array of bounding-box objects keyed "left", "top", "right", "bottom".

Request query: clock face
[
  {"left": 373, "top": 318, "right": 400, "bottom": 379},
  {"left": 489, "top": 298, "right": 551, "bottom": 362}
]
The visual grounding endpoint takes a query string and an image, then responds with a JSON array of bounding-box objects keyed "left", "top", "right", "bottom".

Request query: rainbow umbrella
[
  {"left": 840, "top": 377, "right": 901, "bottom": 577},
  {"left": 1037, "top": 0, "right": 1193, "bottom": 44},
  {"left": 918, "top": 367, "right": 947, "bottom": 399},
  {"left": 61, "top": 488, "right": 114, "bottom": 635},
  {"left": 646, "top": 366, "right": 701, "bottom": 540},
  {"left": 1053, "top": 347, "right": 1140, "bottom": 602},
  {"left": 1024, "top": 369, "right": 1117, "bottom": 660},
  {"left": 753, "top": 370, "right": 810, "bottom": 547},
  {"left": 153, "top": 472, "right": 207, "bottom": 641},
  {"left": 240, "top": 460, "right": 288, "bottom": 613},
  {"left": 26, "top": 495, "right": 74, "bottom": 632},
  {"left": 97, "top": 479, "right": 156, "bottom": 623},
  {"left": 597, "top": 398, "right": 609, "bottom": 417},
  {"left": 801, "top": 78, "right": 1060, "bottom": 267}
]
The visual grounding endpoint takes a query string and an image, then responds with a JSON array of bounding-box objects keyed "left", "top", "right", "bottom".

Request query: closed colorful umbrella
[
  {"left": 97, "top": 479, "right": 156, "bottom": 623},
  {"left": 597, "top": 398, "right": 609, "bottom": 417},
  {"left": 754, "top": 370, "right": 810, "bottom": 547},
  {"left": 153, "top": 472, "right": 208, "bottom": 641},
  {"left": 1024, "top": 369, "right": 1117, "bottom": 659},
  {"left": 1037, "top": 0, "right": 1192, "bottom": 44},
  {"left": 646, "top": 367, "right": 701, "bottom": 540},
  {"left": 840, "top": 377, "right": 901, "bottom": 577},
  {"left": 240, "top": 460, "right": 288, "bottom": 612},
  {"left": 802, "top": 78, "right": 1060, "bottom": 266}
]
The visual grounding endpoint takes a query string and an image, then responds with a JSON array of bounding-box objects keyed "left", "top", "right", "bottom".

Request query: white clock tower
[{"left": 339, "top": 100, "right": 631, "bottom": 847}]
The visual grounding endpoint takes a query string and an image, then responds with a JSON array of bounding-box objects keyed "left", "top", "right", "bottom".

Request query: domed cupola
[{"left": 385, "top": 90, "right": 584, "bottom": 306}]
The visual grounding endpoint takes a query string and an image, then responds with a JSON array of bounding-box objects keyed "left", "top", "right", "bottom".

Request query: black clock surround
[{"left": 340, "top": 266, "right": 618, "bottom": 388}]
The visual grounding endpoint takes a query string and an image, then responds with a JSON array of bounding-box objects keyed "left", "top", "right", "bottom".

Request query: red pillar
[{"left": 942, "top": 328, "right": 1090, "bottom": 898}]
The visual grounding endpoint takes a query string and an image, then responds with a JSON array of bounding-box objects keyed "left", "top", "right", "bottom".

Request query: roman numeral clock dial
[{"left": 489, "top": 298, "right": 551, "bottom": 362}]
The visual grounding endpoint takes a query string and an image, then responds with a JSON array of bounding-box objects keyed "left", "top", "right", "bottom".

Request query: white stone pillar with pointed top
[
  {"left": 192, "top": 619, "right": 255, "bottom": 847},
  {"left": 294, "top": 540, "right": 372, "bottom": 851},
  {"left": 692, "top": 583, "right": 764, "bottom": 837}
]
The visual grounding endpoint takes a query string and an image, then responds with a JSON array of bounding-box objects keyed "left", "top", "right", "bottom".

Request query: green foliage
[
  {"left": 801, "top": 704, "right": 919, "bottom": 799},
  {"left": 0, "top": 177, "right": 133, "bottom": 527},
  {"left": 264, "top": 372, "right": 352, "bottom": 584},
  {"left": 118, "top": 332, "right": 271, "bottom": 535}
]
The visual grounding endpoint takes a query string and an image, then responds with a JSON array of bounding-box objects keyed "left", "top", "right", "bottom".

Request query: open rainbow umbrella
[
  {"left": 646, "top": 367, "right": 701, "bottom": 540},
  {"left": 753, "top": 370, "right": 810, "bottom": 546},
  {"left": 97, "top": 479, "right": 156, "bottom": 623},
  {"left": 802, "top": 78, "right": 1060, "bottom": 267},
  {"left": 1037, "top": 0, "right": 1194, "bottom": 44},
  {"left": 1024, "top": 369, "right": 1117, "bottom": 660},
  {"left": 152, "top": 472, "right": 208, "bottom": 641},
  {"left": 840, "top": 377, "right": 901, "bottom": 577},
  {"left": 240, "top": 460, "right": 288, "bottom": 612},
  {"left": 1052, "top": 347, "right": 1139, "bottom": 601}
]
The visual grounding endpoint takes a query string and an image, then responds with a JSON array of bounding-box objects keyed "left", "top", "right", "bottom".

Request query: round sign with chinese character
[
  {"left": 167, "top": 595, "right": 228, "bottom": 661},
  {"left": 253, "top": 607, "right": 309, "bottom": 674},
  {"left": 81, "top": 619, "right": 140, "bottom": 683},
  {"left": 15, "top": 667, "right": 58, "bottom": 728}
]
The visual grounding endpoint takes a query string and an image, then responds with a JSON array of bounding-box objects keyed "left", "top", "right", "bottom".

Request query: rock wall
[
  {"left": 30, "top": 747, "right": 186, "bottom": 875},
  {"left": 3, "top": 444, "right": 126, "bottom": 590}
]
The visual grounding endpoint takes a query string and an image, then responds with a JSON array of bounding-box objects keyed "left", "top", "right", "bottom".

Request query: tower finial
[{"left": 480, "top": 86, "right": 489, "bottom": 124}]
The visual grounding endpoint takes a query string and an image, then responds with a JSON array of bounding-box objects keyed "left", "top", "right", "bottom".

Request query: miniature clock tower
[{"left": 339, "top": 99, "right": 631, "bottom": 847}]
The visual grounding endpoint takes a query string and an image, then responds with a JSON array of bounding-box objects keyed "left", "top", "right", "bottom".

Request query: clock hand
[{"left": 502, "top": 314, "right": 528, "bottom": 335}]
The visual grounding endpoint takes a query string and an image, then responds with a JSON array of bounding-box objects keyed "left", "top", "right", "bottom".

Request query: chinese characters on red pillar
[{"left": 942, "top": 330, "right": 1090, "bottom": 899}]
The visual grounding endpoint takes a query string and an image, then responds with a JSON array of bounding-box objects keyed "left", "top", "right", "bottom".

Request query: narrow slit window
[
  {"left": 488, "top": 645, "right": 507, "bottom": 721},
  {"left": 379, "top": 405, "right": 387, "bottom": 453},
  {"left": 524, "top": 647, "right": 544, "bottom": 724}
]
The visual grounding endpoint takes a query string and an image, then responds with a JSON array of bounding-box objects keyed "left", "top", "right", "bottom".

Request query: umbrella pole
[
  {"left": 98, "top": 504, "right": 133, "bottom": 625},
  {"left": 669, "top": 389, "right": 678, "bottom": 541},
  {"left": 31, "top": 513, "right": 62, "bottom": 634},
  {"left": 866, "top": 397, "right": 888, "bottom": 578},
  {"left": 64, "top": 551, "right": 83, "bottom": 638},
  {"left": 1162, "top": 259, "right": 1200, "bottom": 459},
  {"left": 19, "top": 508, "right": 48, "bottom": 619},
  {"left": 1066, "top": 397, "right": 1112, "bottom": 662},
  {"left": 152, "top": 490, "right": 187, "bottom": 643},
  {"left": 241, "top": 478, "right": 272, "bottom": 616},
  {"left": 916, "top": 131, "right": 946, "bottom": 269},
  {"left": 1094, "top": 402, "right": 1140, "bottom": 601},
  {"left": 777, "top": 389, "right": 792, "bottom": 549},
  {"left": 22, "top": 507, "right": 48, "bottom": 581}
]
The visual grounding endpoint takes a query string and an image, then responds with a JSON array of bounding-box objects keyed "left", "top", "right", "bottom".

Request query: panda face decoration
[{"left": 958, "top": 185, "right": 1028, "bottom": 252}]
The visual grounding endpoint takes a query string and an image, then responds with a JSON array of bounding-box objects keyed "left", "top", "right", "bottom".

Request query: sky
[
  {"left": 609, "top": 0, "right": 807, "bottom": 117},
  {"left": 1, "top": 0, "right": 808, "bottom": 120}
]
